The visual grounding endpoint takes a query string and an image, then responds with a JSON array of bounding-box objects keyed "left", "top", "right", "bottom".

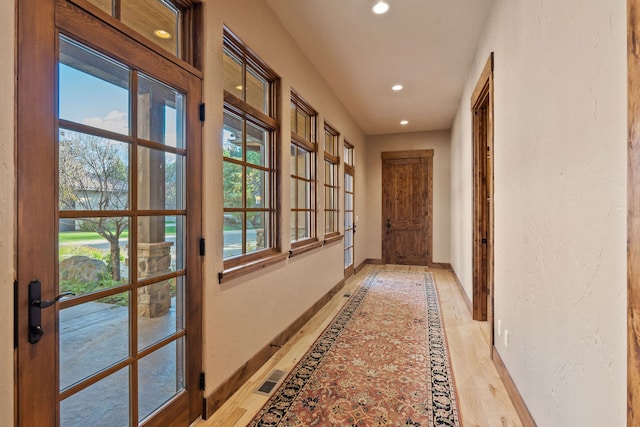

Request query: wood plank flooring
[{"left": 195, "top": 265, "right": 523, "bottom": 427}]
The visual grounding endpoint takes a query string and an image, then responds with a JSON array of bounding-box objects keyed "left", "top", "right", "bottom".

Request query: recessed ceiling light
[
  {"left": 372, "top": 1, "right": 389, "bottom": 14},
  {"left": 400, "top": 120, "right": 409, "bottom": 125},
  {"left": 392, "top": 84, "right": 403, "bottom": 91},
  {"left": 153, "top": 29, "right": 172, "bottom": 40}
]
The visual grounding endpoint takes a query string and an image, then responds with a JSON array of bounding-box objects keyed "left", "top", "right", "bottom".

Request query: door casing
[{"left": 471, "top": 53, "right": 494, "bottom": 341}]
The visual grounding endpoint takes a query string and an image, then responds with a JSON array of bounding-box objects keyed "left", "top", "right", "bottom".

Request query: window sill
[
  {"left": 323, "top": 234, "right": 343, "bottom": 245},
  {"left": 289, "top": 240, "right": 323, "bottom": 258},
  {"left": 219, "top": 252, "right": 288, "bottom": 284}
]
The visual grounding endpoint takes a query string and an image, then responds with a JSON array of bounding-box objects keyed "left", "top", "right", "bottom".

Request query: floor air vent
[{"left": 256, "top": 369, "right": 286, "bottom": 395}]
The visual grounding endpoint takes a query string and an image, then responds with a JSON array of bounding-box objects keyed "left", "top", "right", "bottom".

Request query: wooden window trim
[
  {"left": 289, "top": 239, "right": 323, "bottom": 258},
  {"left": 290, "top": 89, "right": 317, "bottom": 245},
  {"left": 67, "top": 0, "right": 203, "bottom": 73},
  {"left": 344, "top": 140, "right": 354, "bottom": 167},
  {"left": 222, "top": 29, "right": 280, "bottom": 267},
  {"left": 323, "top": 234, "right": 343, "bottom": 245},
  {"left": 219, "top": 250, "right": 288, "bottom": 283}
]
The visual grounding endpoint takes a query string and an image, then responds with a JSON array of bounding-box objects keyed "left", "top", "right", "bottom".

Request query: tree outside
[{"left": 59, "top": 129, "right": 129, "bottom": 281}]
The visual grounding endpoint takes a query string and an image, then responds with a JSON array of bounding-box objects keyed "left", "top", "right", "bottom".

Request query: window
[
  {"left": 290, "top": 91, "right": 317, "bottom": 248},
  {"left": 85, "top": 0, "right": 200, "bottom": 65},
  {"left": 223, "top": 29, "right": 279, "bottom": 266},
  {"left": 324, "top": 123, "right": 340, "bottom": 238},
  {"left": 344, "top": 140, "right": 354, "bottom": 167}
]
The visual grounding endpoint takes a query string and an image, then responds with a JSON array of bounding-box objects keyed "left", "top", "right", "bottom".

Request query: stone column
[{"left": 137, "top": 242, "right": 173, "bottom": 318}]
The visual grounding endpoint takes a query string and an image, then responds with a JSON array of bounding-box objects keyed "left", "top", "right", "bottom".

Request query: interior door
[
  {"left": 381, "top": 150, "right": 433, "bottom": 266},
  {"left": 17, "top": 1, "right": 202, "bottom": 426}
]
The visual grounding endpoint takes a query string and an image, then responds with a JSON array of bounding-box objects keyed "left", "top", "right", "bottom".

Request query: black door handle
[
  {"left": 28, "top": 280, "right": 74, "bottom": 344},
  {"left": 386, "top": 219, "right": 391, "bottom": 229}
]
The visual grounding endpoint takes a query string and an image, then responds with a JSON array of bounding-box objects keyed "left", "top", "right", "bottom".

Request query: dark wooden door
[{"left": 381, "top": 150, "right": 433, "bottom": 266}]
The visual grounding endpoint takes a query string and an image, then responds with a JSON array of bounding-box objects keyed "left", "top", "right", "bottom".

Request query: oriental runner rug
[{"left": 249, "top": 270, "right": 460, "bottom": 427}]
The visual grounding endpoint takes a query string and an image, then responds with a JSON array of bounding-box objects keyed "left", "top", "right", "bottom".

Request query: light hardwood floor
[{"left": 196, "top": 265, "right": 522, "bottom": 427}]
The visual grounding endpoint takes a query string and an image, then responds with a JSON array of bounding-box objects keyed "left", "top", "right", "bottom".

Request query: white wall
[
  {"left": 202, "top": 0, "right": 369, "bottom": 391},
  {"left": 0, "top": 0, "right": 15, "bottom": 424},
  {"left": 366, "top": 131, "right": 451, "bottom": 264},
  {"left": 450, "top": 0, "right": 627, "bottom": 425}
]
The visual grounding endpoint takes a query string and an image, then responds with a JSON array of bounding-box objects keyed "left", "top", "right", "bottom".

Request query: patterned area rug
[{"left": 248, "top": 270, "right": 460, "bottom": 427}]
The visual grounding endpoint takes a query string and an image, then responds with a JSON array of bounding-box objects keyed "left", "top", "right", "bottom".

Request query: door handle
[
  {"left": 386, "top": 219, "right": 391, "bottom": 229},
  {"left": 28, "top": 279, "right": 74, "bottom": 344}
]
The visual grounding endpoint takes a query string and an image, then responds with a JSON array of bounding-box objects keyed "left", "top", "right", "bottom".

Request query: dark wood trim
[
  {"left": 323, "top": 234, "right": 343, "bottom": 245},
  {"left": 628, "top": 1, "right": 640, "bottom": 424},
  {"left": 471, "top": 53, "right": 495, "bottom": 330},
  {"left": 219, "top": 252, "right": 289, "bottom": 284},
  {"left": 16, "top": 0, "right": 58, "bottom": 424},
  {"left": 223, "top": 91, "right": 277, "bottom": 129},
  {"left": 289, "top": 240, "right": 323, "bottom": 258},
  {"left": 381, "top": 149, "right": 434, "bottom": 160},
  {"left": 429, "top": 262, "right": 452, "bottom": 270},
  {"left": 450, "top": 269, "right": 473, "bottom": 315},
  {"left": 492, "top": 348, "right": 538, "bottom": 427},
  {"left": 203, "top": 278, "right": 347, "bottom": 418}
]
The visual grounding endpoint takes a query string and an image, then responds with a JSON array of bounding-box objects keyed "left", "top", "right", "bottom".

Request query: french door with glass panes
[
  {"left": 344, "top": 167, "right": 355, "bottom": 278},
  {"left": 16, "top": 1, "right": 202, "bottom": 426}
]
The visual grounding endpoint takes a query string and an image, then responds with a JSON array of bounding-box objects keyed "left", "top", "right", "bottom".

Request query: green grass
[{"left": 59, "top": 225, "right": 176, "bottom": 243}]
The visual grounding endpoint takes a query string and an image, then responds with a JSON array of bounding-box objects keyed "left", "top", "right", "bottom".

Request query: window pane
[
  {"left": 290, "top": 211, "right": 297, "bottom": 241},
  {"left": 121, "top": 0, "right": 179, "bottom": 56},
  {"left": 60, "top": 367, "right": 129, "bottom": 427},
  {"left": 138, "top": 148, "right": 184, "bottom": 210},
  {"left": 325, "top": 187, "right": 334, "bottom": 209},
  {"left": 138, "top": 74, "right": 185, "bottom": 148},
  {"left": 247, "top": 212, "right": 268, "bottom": 252},
  {"left": 223, "top": 213, "right": 243, "bottom": 258},
  {"left": 59, "top": 129, "right": 130, "bottom": 211},
  {"left": 138, "top": 276, "right": 184, "bottom": 350},
  {"left": 223, "top": 162, "right": 243, "bottom": 208},
  {"left": 87, "top": 0, "right": 112, "bottom": 15},
  {"left": 290, "top": 144, "right": 297, "bottom": 175},
  {"left": 223, "top": 49, "right": 243, "bottom": 98},
  {"left": 137, "top": 215, "right": 184, "bottom": 280},
  {"left": 346, "top": 193, "right": 354, "bottom": 210},
  {"left": 290, "top": 178, "right": 298, "bottom": 209},
  {"left": 298, "top": 180, "right": 309, "bottom": 210},
  {"left": 138, "top": 338, "right": 185, "bottom": 422},
  {"left": 325, "top": 211, "right": 335, "bottom": 233},
  {"left": 247, "top": 123, "right": 267, "bottom": 166},
  {"left": 223, "top": 112, "right": 243, "bottom": 161},
  {"left": 59, "top": 294, "right": 129, "bottom": 390},
  {"left": 297, "top": 211, "right": 309, "bottom": 240},
  {"left": 246, "top": 167, "right": 266, "bottom": 208},
  {"left": 59, "top": 217, "right": 129, "bottom": 297},
  {"left": 297, "top": 147, "right": 310, "bottom": 179},
  {"left": 296, "top": 110, "right": 309, "bottom": 139},
  {"left": 59, "top": 36, "right": 130, "bottom": 135},
  {"left": 246, "top": 67, "right": 268, "bottom": 114}
]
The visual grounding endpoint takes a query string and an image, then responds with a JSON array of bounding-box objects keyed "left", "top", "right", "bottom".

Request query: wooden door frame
[
  {"left": 471, "top": 53, "right": 494, "bottom": 330},
  {"left": 628, "top": 1, "right": 640, "bottom": 424},
  {"left": 381, "top": 150, "right": 434, "bottom": 266},
  {"left": 16, "top": 0, "right": 203, "bottom": 425}
]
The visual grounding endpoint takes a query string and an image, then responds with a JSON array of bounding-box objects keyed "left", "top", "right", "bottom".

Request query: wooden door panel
[{"left": 381, "top": 151, "right": 433, "bottom": 266}]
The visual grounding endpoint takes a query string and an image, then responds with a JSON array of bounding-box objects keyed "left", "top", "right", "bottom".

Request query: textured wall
[
  {"left": 0, "top": 0, "right": 15, "bottom": 424},
  {"left": 365, "top": 131, "right": 452, "bottom": 264},
  {"left": 450, "top": 0, "right": 627, "bottom": 425}
]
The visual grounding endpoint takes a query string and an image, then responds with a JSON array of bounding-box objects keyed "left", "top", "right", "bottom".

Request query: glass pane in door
[{"left": 58, "top": 34, "right": 189, "bottom": 426}]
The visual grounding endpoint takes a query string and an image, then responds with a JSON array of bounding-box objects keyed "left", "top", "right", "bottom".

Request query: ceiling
[{"left": 265, "top": 0, "right": 495, "bottom": 136}]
